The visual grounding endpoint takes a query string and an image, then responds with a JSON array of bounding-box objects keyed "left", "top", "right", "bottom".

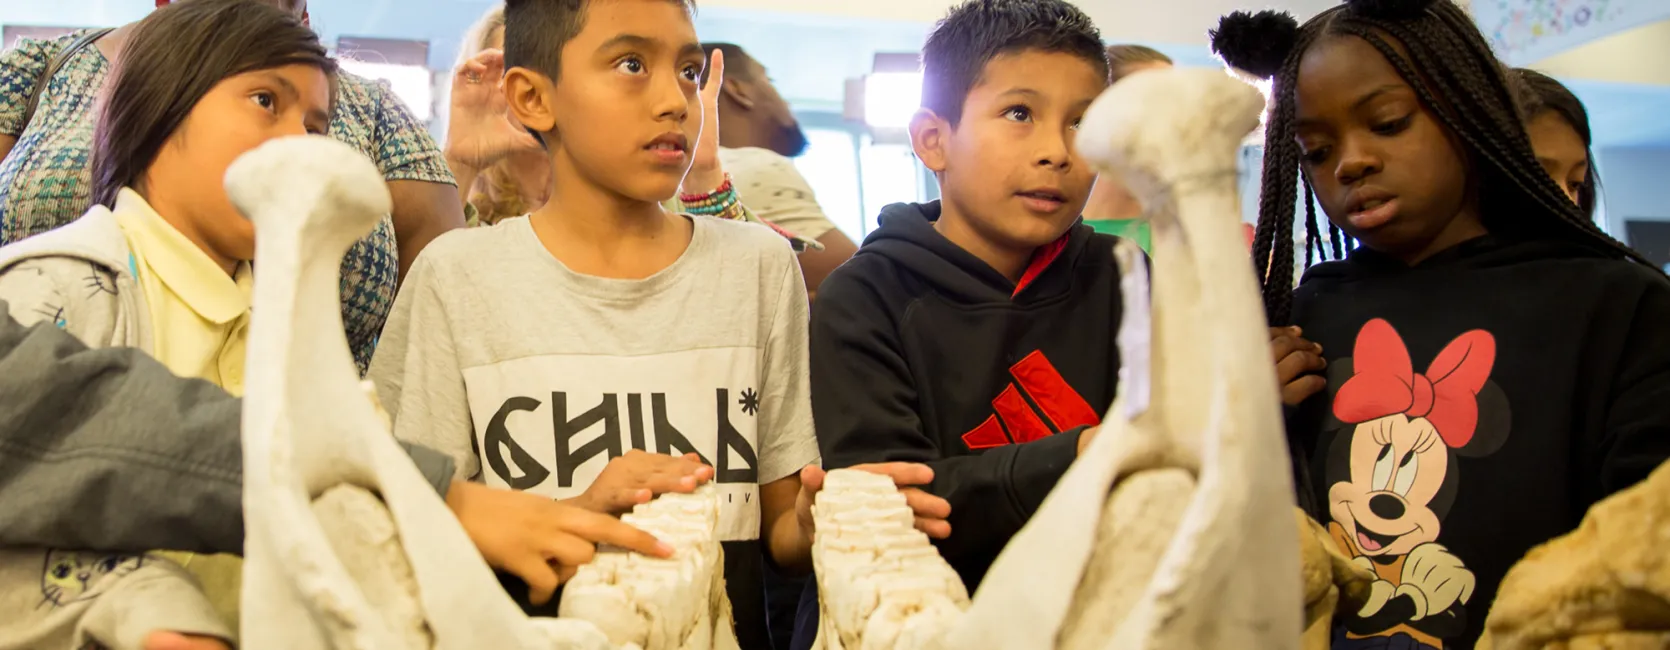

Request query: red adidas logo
[{"left": 961, "top": 350, "right": 1101, "bottom": 450}]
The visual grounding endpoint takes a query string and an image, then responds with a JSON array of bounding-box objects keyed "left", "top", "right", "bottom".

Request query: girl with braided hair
[{"left": 1213, "top": 1, "right": 1670, "bottom": 647}]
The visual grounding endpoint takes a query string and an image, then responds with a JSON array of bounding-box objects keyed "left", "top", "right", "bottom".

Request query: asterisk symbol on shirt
[{"left": 738, "top": 388, "right": 761, "bottom": 416}]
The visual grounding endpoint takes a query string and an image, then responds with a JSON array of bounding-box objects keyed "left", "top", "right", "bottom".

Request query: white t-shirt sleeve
[
  {"left": 721, "top": 147, "right": 838, "bottom": 242},
  {"left": 754, "top": 243, "right": 821, "bottom": 483},
  {"left": 368, "top": 251, "right": 478, "bottom": 482}
]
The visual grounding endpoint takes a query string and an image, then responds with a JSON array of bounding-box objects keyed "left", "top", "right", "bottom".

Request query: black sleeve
[
  {"left": 0, "top": 301, "right": 455, "bottom": 554},
  {"left": 1596, "top": 277, "right": 1670, "bottom": 497},
  {"left": 810, "top": 274, "right": 1081, "bottom": 581}
]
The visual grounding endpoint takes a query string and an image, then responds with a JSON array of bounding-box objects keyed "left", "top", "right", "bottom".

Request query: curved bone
[
  {"left": 811, "top": 67, "right": 1301, "bottom": 649},
  {"left": 232, "top": 136, "right": 723, "bottom": 649},
  {"left": 1475, "top": 459, "right": 1670, "bottom": 650}
]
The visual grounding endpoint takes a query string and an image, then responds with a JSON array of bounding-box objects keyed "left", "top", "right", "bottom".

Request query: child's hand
[
  {"left": 1077, "top": 425, "right": 1101, "bottom": 457},
  {"left": 446, "top": 480, "right": 672, "bottom": 605},
  {"left": 682, "top": 48, "right": 727, "bottom": 195},
  {"left": 142, "top": 632, "right": 229, "bottom": 650},
  {"left": 574, "top": 450, "right": 714, "bottom": 514},
  {"left": 1271, "top": 326, "right": 1327, "bottom": 406},
  {"left": 445, "top": 48, "right": 541, "bottom": 173},
  {"left": 797, "top": 464, "right": 952, "bottom": 541}
]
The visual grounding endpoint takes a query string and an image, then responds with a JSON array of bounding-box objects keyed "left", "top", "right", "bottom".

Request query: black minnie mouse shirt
[{"left": 1286, "top": 235, "right": 1670, "bottom": 650}]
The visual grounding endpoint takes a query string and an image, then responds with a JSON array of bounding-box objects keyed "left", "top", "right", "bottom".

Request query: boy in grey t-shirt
[{"left": 368, "top": 1, "right": 875, "bottom": 645}]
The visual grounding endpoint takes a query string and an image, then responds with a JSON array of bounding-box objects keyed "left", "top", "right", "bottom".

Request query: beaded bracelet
[{"left": 680, "top": 174, "right": 738, "bottom": 217}]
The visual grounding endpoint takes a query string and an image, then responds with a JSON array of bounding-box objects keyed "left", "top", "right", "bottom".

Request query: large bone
[
  {"left": 811, "top": 67, "right": 1302, "bottom": 649},
  {"left": 229, "top": 136, "right": 723, "bottom": 649},
  {"left": 1475, "top": 458, "right": 1670, "bottom": 650}
]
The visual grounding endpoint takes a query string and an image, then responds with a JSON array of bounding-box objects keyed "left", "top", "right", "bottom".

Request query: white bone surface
[
  {"left": 559, "top": 485, "right": 740, "bottom": 650},
  {"left": 811, "top": 67, "right": 1302, "bottom": 650},
  {"left": 230, "top": 135, "right": 727, "bottom": 649}
]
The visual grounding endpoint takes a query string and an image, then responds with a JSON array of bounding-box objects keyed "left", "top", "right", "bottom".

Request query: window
[{"left": 793, "top": 128, "right": 865, "bottom": 240}]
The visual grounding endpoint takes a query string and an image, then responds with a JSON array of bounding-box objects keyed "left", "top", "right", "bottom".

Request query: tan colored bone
[{"left": 1475, "top": 460, "right": 1670, "bottom": 650}]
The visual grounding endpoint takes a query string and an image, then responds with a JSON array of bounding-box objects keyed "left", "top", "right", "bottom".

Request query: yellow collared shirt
[{"left": 112, "top": 188, "right": 253, "bottom": 396}]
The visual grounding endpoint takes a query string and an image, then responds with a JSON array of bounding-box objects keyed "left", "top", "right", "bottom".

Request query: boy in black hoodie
[{"left": 809, "top": 0, "right": 1118, "bottom": 593}]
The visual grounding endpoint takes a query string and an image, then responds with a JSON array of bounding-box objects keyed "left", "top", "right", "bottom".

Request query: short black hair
[
  {"left": 1105, "top": 44, "right": 1173, "bottom": 83},
  {"left": 92, "top": 0, "right": 333, "bottom": 208},
  {"left": 920, "top": 0, "right": 1109, "bottom": 126},
  {"left": 700, "top": 42, "right": 751, "bottom": 88},
  {"left": 1514, "top": 68, "right": 1600, "bottom": 218},
  {"left": 1211, "top": 0, "right": 1659, "bottom": 327},
  {"left": 503, "top": 0, "right": 695, "bottom": 85}
]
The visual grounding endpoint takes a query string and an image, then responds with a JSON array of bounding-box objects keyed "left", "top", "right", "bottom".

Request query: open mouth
[
  {"left": 1355, "top": 525, "right": 1401, "bottom": 552},
  {"left": 645, "top": 133, "right": 689, "bottom": 163}
]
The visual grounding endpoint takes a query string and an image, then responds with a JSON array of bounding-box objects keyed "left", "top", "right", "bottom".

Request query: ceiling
[{"left": 6, "top": 0, "right": 1669, "bottom": 146}]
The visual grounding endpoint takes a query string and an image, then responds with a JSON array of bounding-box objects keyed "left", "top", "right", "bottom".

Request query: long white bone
[
  {"left": 811, "top": 67, "right": 1300, "bottom": 649},
  {"left": 232, "top": 135, "right": 707, "bottom": 650}
]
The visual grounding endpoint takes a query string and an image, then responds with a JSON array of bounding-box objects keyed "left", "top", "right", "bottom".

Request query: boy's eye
[
  {"left": 681, "top": 64, "right": 701, "bottom": 83},
  {"left": 1069, "top": 116, "right": 1083, "bottom": 131},
  {"left": 1003, "top": 106, "right": 1032, "bottom": 123},
  {"left": 1370, "top": 114, "right": 1413, "bottom": 136},
  {"left": 616, "top": 57, "right": 645, "bottom": 75}
]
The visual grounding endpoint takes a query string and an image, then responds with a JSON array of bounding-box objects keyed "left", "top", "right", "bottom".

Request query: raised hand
[
  {"left": 798, "top": 463, "right": 953, "bottom": 541},
  {"left": 682, "top": 48, "right": 727, "bottom": 195},
  {"left": 445, "top": 48, "right": 541, "bottom": 174}
]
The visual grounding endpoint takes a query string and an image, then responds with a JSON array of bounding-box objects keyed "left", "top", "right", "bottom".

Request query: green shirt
[{"left": 1083, "top": 218, "right": 1151, "bottom": 252}]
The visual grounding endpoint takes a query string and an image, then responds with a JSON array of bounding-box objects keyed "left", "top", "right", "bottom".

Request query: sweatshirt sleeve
[
  {"left": 1595, "top": 277, "right": 1670, "bottom": 498},
  {"left": 0, "top": 300, "right": 456, "bottom": 554},
  {"left": 79, "top": 557, "right": 232, "bottom": 650},
  {"left": 370, "top": 251, "right": 478, "bottom": 482},
  {"left": 810, "top": 271, "right": 1081, "bottom": 579}
]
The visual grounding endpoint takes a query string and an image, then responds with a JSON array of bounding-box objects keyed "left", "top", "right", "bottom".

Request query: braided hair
[{"left": 1211, "top": 0, "right": 1659, "bottom": 326}]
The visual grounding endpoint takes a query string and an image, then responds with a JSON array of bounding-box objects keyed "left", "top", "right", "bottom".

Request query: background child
[
  {"left": 370, "top": 1, "right": 939, "bottom": 646},
  {"left": 1080, "top": 43, "right": 1173, "bottom": 251},
  {"left": 1215, "top": 0, "right": 1670, "bottom": 647},
  {"left": 811, "top": 0, "right": 1117, "bottom": 593},
  {"left": 1514, "top": 68, "right": 1599, "bottom": 218}
]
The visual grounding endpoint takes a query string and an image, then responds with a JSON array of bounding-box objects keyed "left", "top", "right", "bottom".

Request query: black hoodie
[
  {"left": 810, "top": 201, "right": 1123, "bottom": 590},
  {"left": 1286, "top": 236, "right": 1670, "bottom": 650}
]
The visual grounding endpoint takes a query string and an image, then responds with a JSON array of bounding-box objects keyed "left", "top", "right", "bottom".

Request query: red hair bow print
[{"left": 1332, "top": 319, "right": 1496, "bottom": 448}]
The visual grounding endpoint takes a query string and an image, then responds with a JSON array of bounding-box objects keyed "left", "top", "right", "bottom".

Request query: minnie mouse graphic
[{"left": 1323, "top": 318, "right": 1512, "bottom": 650}]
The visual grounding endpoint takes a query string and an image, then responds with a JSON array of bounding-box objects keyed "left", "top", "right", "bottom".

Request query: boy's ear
[
  {"left": 909, "top": 108, "right": 951, "bottom": 174},
  {"left": 720, "top": 77, "right": 755, "bottom": 111},
  {"left": 504, "top": 66, "right": 558, "bottom": 140}
]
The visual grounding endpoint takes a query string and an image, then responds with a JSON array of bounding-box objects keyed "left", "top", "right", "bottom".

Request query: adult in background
[
  {"left": 1080, "top": 44, "right": 1173, "bottom": 251},
  {"left": 702, "top": 42, "right": 858, "bottom": 301},
  {"left": 0, "top": 0, "right": 465, "bottom": 373}
]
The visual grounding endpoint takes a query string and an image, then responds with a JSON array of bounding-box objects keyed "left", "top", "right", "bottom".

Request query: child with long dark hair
[
  {"left": 1213, "top": 0, "right": 1670, "bottom": 647},
  {"left": 1514, "top": 68, "right": 1600, "bottom": 218}
]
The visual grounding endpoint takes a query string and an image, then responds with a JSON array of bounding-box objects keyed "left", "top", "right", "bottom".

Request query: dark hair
[
  {"left": 1514, "top": 68, "right": 1599, "bottom": 218},
  {"left": 700, "top": 42, "right": 750, "bottom": 88},
  {"left": 920, "top": 0, "right": 1109, "bottom": 126},
  {"left": 1106, "top": 44, "right": 1173, "bottom": 83},
  {"left": 504, "top": 0, "right": 695, "bottom": 85},
  {"left": 91, "top": 0, "right": 334, "bottom": 208},
  {"left": 1211, "top": 0, "right": 1656, "bottom": 326}
]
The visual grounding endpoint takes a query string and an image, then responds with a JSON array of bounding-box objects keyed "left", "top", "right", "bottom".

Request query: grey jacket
[{"left": 0, "top": 299, "right": 455, "bottom": 555}]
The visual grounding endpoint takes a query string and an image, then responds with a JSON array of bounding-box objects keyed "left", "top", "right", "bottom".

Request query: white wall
[{"left": 1598, "top": 146, "right": 1670, "bottom": 238}]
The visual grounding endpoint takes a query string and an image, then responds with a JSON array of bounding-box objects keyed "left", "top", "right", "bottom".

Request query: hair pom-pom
[
  {"left": 1344, "top": 0, "right": 1440, "bottom": 20},
  {"left": 1209, "top": 10, "right": 1299, "bottom": 80}
]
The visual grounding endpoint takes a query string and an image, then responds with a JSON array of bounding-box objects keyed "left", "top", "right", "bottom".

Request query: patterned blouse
[{"left": 0, "top": 30, "right": 456, "bottom": 373}]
